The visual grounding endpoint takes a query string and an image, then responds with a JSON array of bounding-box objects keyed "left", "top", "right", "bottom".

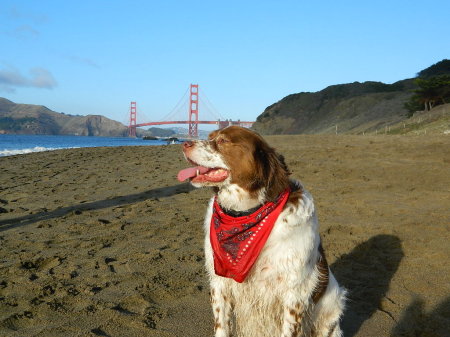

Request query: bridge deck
[{"left": 134, "top": 121, "right": 254, "bottom": 127}]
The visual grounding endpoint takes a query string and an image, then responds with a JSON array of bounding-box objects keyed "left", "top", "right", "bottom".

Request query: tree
[
  {"left": 405, "top": 75, "right": 450, "bottom": 116},
  {"left": 417, "top": 59, "right": 450, "bottom": 78}
]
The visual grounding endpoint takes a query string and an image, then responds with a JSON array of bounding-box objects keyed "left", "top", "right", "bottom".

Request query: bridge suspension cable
[
  {"left": 158, "top": 86, "right": 189, "bottom": 122},
  {"left": 199, "top": 87, "right": 225, "bottom": 121}
]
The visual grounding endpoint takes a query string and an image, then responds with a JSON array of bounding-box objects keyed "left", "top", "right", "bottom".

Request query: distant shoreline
[{"left": 0, "top": 134, "right": 169, "bottom": 157}]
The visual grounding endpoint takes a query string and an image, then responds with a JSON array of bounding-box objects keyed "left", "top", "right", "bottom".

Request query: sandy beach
[{"left": 0, "top": 134, "right": 449, "bottom": 337}]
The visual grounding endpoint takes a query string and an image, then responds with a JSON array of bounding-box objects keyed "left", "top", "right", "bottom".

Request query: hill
[
  {"left": 252, "top": 59, "right": 450, "bottom": 135},
  {"left": 388, "top": 103, "right": 450, "bottom": 135},
  {"left": 0, "top": 98, "right": 172, "bottom": 137},
  {"left": 169, "top": 126, "right": 210, "bottom": 139}
]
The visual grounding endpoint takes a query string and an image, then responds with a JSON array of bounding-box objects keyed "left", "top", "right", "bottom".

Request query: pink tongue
[{"left": 177, "top": 166, "right": 210, "bottom": 182}]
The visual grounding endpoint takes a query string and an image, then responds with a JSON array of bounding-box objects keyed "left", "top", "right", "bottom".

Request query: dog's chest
[
  {"left": 241, "top": 206, "right": 317, "bottom": 283},
  {"left": 205, "top": 192, "right": 319, "bottom": 285},
  {"left": 226, "top": 207, "right": 319, "bottom": 336}
]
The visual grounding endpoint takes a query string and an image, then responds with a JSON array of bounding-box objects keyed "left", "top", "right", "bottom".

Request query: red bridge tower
[
  {"left": 128, "top": 101, "right": 137, "bottom": 137},
  {"left": 188, "top": 84, "right": 199, "bottom": 138}
]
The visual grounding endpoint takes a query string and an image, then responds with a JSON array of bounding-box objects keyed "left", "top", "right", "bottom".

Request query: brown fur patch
[
  {"left": 288, "top": 306, "right": 303, "bottom": 336},
  {"left": 291, "top": 319, "right": 302, "bottom": 337},
  {"left": 312, "top": 243, "right": 330, "bottom": 304},
  {"left": 288, "top": 181, "right": 303, "bottom": 205},
  {"left": 210, "top": 288, "right": 216, "bottom": 304}
]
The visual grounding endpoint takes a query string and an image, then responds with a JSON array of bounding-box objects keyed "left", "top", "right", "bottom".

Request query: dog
[{"left": 177, "top": 126, "right": 346, "bottom": 337}]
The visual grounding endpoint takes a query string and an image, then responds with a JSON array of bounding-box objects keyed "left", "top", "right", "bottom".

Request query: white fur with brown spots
[{"left": 180, "top": 126, "right": 346, "bottom": 337}]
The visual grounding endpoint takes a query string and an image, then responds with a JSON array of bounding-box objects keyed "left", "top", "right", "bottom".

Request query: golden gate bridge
[{"left": 128, "top": 84, "right": 254, "bottom": 138}]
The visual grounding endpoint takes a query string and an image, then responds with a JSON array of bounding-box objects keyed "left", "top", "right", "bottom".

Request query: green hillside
[{"left": 252, "top": 59, "right": 450, "bottom": 135}]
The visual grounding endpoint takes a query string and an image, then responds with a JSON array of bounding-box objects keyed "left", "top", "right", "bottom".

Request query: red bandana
[{"left": 210, "top": 189, "right": 290, "bottom": 283}]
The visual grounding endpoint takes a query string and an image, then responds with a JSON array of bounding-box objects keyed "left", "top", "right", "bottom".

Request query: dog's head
[{"left": 178, "top": 126, "right": 290, "bottom": 202}]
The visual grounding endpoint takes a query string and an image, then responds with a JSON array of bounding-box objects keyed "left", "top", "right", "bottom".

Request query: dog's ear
[{"left": 254, "top": 143, "right": 290, "bottom": 201}]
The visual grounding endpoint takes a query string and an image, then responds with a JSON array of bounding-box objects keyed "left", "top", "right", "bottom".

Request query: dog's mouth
[{"left": 177, "top": 161, "right": 229, "bottom": 183}]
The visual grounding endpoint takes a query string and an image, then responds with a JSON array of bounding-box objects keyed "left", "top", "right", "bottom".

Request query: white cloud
[
  {"left": 64, "top": 54, "right": 100, "bottom": 69},
  {"left": 12, "top": 25, "right": 40, "bottom": 39},
  {"left": 0, "top": 24, "right": 40, "bottom": 40},
  {"left": 7, "top": 5, "right": 49, "bottom": 24},
  {"left": 0, "top": 66, "right": 57, "bottom": 92}
]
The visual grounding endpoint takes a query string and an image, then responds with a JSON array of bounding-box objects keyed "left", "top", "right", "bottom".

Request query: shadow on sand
[
  {"left": 331, "top": 234, "right": 404, "bottom": 336},
  {"left": 0, "top": 182, "right": 194, "bottom": 232},
  {"left": 390, "top": 296, "right": 450, "bottom": 337}
]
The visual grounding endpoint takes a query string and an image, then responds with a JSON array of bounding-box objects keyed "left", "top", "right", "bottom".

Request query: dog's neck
[{"left": 216, "top": 184, "right": 266, "bottom": 212}]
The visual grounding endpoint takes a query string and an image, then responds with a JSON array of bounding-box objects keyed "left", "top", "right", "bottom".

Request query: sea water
[{"left": 0, "top": 134, "right": 169, "bottom": 157}]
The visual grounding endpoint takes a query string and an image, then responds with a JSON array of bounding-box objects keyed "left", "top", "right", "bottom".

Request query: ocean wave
[{"left": 0, "top": 146, "right": 61, "bottom": 157}]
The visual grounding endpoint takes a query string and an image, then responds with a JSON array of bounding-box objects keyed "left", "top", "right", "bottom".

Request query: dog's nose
[{"left": 183, "top": 141, "right": 194, "bottom": 149}]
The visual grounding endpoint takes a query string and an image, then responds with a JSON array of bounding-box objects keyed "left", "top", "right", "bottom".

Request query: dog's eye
[{"left": 217, "top": 138, "right": 229, "bottom": 145}]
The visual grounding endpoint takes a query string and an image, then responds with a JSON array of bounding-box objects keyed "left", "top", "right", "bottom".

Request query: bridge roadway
[{"left": 134, "top": 120, "right": 254, "bottom": 128}]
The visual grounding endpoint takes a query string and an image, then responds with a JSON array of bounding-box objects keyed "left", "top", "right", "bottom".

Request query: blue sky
[{"left": 1, "top": 0, "right": 449, "bottom": 129}]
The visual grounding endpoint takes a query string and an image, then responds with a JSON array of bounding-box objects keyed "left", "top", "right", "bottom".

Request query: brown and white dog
[{"left": 178, "top": 126, "right": 345, "bottom": 337}]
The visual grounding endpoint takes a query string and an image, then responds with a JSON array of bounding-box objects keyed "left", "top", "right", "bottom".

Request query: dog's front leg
[
  {"left": 210, "top": 278, "right": 232, "bottom": 337},
  {"left": 280, "top": 292, "right": 307, "bottom": 337}
]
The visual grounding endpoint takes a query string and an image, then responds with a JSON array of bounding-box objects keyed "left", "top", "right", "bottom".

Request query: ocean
[{"left": 0, "top": 134, "right": 171, "bottom": 157}]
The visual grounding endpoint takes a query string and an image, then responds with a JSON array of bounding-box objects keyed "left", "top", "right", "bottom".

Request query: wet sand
[{"left": 0, "top": 135, "right": 449, "bottom": 337}]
